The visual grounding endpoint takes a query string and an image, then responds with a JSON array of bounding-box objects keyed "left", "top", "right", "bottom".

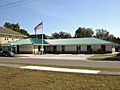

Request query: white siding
[
  {"left": 106, "top": 44, "right": 112, "bottom": 52},
  {"left": 46, "top": 46, "right": 53, "bottom": 52},
  {"left": 81, "top": 45, "right": 87, "bottom": 51},
  {"left": 57, "top": 46, "right": 61, "bottom": 51},
  {"left": 65, "top": 45, "right": 76, "bottom": 51},
  {"left": 91, "top": 45, "right": 101, "bottom": 51},
  {"left": 19, "top": 45, "right": 33, "bottom": 52}
]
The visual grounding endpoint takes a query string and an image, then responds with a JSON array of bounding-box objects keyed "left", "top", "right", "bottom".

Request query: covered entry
[{"left": 2, "top": 38, "right": 49, "bottom": 54}]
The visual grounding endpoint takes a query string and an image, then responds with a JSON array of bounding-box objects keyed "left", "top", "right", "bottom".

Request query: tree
[
  {"left": 95, "top": 29, "right": 110, "bottom": 40},
  {"left": 4, "top": 22, "right": 29, "bottom": 36},
  {"left": 74, "top": 27, "right": 94, "bottom": 38},
  {"left": 95, "top": 29, "right": 116, "bottom": 41},
  {"left": 51, "top": 31, "right": 72, "bottom": 39},
  {"left": 51, "top": 32, "right": 60, "bottom": 39}
]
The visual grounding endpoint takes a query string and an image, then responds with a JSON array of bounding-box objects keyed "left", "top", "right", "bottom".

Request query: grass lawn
[
  {"left": 0, "top": 66, "right": 120, "bottom": 90},
  {"left": 89, "top": 53, "right": 120, "bottom": 61}
]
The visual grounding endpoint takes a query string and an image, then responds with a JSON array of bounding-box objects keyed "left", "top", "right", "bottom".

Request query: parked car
[{"left": 0, "top": 51, "right": 15, "bottom": 57}]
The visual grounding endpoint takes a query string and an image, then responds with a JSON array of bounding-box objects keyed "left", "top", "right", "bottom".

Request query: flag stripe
[{"left": 34, "top": 22, "right": 43, "bottom": 31}]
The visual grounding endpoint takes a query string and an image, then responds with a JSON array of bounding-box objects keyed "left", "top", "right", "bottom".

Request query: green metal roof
[
  {"left": 2, "top": 37, "right": 113, "bottom": 46},
  {"left": 46, "top": 37, "right": 112, "bottom": 45}
]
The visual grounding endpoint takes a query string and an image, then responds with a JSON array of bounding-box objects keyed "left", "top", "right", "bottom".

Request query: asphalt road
[{"left": 0, "top": 57, "right": 120, "bottom": 68}]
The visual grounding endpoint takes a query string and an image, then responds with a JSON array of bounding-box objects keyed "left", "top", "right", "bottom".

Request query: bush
[
  {"left": 97, "top": 49, "right": 105, "bottom": 54},
  {"left": 117, "top": 53, "right": 120, "bottom": 56}
]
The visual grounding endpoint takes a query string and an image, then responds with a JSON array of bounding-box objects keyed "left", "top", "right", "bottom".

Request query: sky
[{"left": 0, "top": 0, "right": 120, "bottom": 37}]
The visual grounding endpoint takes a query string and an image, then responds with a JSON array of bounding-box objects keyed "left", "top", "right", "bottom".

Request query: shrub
[
  {"left": 97, "top": 49, "right": 105, "bottom": 54},
  {"left": 117, "top": 53, "right": 120, "bottom": 56}
]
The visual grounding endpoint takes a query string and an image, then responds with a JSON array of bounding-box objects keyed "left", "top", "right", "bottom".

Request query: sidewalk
[
  {"left": 0, "top": 63, "right": 120, "bottom": 75},
  {"left": 15, "top": 54, "right": 93, "bottom": 60}
]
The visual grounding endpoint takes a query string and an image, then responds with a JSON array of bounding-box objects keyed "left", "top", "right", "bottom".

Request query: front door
[
  {"left": 87, "top": 45, "right": 91, "bottom": 51},
  {"left": 101, "top": 45, "right": 106, "bottom": 52},
  {"left": 53, "top": 46, "right": 57, "bottom": 52},
  {"left": 17, "top": 45, "right": 19, "bottom": 53},
  {"left": 62, "top": 46, "right": 65, "bottom": 52},
  {"left": 77, "top": 45, "right": 81, "bottom": 53}
]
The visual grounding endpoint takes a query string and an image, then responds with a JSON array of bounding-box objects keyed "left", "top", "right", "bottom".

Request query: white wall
[
  {"left": 19, "top": 45, "right": 33, "bottom": 52},
  {"left": 91, "top": 45, "right": 101, "bottom": 51},
  {"left": 18, "top": 44, "right": 112, "bottom": 53},
  {"left": 19, "top": 45, "right": 40, "bottom": 54},
  {"left": 57, "top": 46, "right": 61, "bottom": 51},
  {"left": 81, "top": 45, "right": 87, "bottom": 51},
  {"left": 65, "top": 45, "right": 76, "bottom": 51},
  {"left": 106, "top": 44, "right": 112, "bottom": 52}
]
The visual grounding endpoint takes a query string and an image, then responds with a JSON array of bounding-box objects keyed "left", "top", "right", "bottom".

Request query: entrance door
[
  {"left": 77, "top": 45, "right": 81, "bottom": 53},
  {"left": 101, "top": 45, "right": 106, "bottom": 52},
  {"left": 38, "top": 46, "right": 41, "bottom": 52},
  {"left": 62, "top": 46, "right": 65, "bottom": 52},
  {"left": 17, "top": 45, "right": 19, "bottom": 53},
  {"left": 53, "top": 46, "right": 57, "bottom": 52},
  {"left": 87, "top": 45, "right": 91, "bottom": 51}
]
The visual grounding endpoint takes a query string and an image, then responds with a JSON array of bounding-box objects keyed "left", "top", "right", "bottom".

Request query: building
[
  {"left": 2, "top": 37, "right": 113, "bottom": 54},
  {"left": 0, "top": 27, "right": 26, "bottom": 51},
  {"left": 0, "top": 27, "right": 25, "bottom": 44}
]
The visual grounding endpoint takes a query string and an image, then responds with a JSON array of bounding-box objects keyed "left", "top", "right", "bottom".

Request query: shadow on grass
[{"left": 102, "top": 56, "right": 120, "bottom": 61}]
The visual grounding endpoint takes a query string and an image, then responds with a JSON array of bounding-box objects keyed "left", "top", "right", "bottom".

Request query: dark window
[
  {"left": 44, "top": 46, "right": 46, "bottom": 52},
  {"left": 38, "top": 46, "right": 41, "bottom": 52},
  {"left": 77, "top": 45, "right": 81, "bottom": 52},
  {"left": 17, "top": 45, "right": 19, "bottom": 53},
  {"left": 62, "top": 46, "right": 65, "bottom": 52},
  {"left": 87, "top": 45, "right": 92, "bottom": 52},
  {"left": 101, "top": 45, "right": 106, "bottom": 52},
  {"left": 53, "top": 46, "right": 57, "bottom": 52}
]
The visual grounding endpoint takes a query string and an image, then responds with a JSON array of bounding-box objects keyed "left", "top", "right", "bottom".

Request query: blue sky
[{"left": 0, "top": 0, "right": 120, "bottom": 37}]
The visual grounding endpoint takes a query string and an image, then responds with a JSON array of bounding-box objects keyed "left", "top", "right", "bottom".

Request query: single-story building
[{"left": 2, "top": 37, "right": 114, "bottom": 54}]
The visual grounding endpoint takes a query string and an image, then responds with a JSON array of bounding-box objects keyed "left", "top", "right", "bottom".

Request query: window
[
  {"left": 53, "top": 46, "right": 57, "bottom": 52},
  {"left": 101, "top": 45, "right": 106, "bottom": 52},
  {"left": 87, "top": 45, "right": 91, "bottom": 51},
  {"left": 77, "top": 45, "right": 81, "bottom": 52},
  {"left": 62, "top": 46, "right": 65, "bottom": 52},
  {"left": 38, "top": 46, "right": 41, "bottom": 52}
]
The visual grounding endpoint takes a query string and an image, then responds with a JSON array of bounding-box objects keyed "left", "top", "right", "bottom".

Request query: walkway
[
  {"left": 0, "top": 63, "right": 120, "bottom": 75},
  {"left": 16, "top": 54, "right": 93, "bottom": 60}
]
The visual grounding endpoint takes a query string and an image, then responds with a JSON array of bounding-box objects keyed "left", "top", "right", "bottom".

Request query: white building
[{"left": 2, "top": 37, "right": 113, "bottom": 54}]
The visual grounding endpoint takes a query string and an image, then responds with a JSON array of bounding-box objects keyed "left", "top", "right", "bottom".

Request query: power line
[
  {"left": 0, "top": 0, "right": 28, "bottom": 8},
  {"left": 0, "top": 0, "right": 34, "bottom": 10}
]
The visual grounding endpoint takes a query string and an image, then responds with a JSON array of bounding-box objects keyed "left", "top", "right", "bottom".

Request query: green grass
[
  {"left": 1, "top": 61, "right": 120, "bottom": 72},
  {"left": 0, "top": 66, "right": 120, "bottom": 90},
  {"left": 89, "top": 53, "right": 120, "bottom": 61}
]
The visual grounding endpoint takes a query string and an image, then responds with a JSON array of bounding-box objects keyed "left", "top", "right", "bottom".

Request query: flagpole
[
  {"left": 34, "top": 29, "right": 37, "bottom": 55},
  {"left": 41, "top": 21, "right": 44, "bottom": 55},
  {"left": 35, "top": 30, "right": 37, "bottom": 38}
]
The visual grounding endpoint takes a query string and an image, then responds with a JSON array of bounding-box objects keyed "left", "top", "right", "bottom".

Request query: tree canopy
[
  {"left": 4, "top": 22, "right": 29, "bottom": 36},
  {"left": 51, "top": 31, "right": 72, "bottom": 39},
  {"left": 74, "top": 27, "right": 94, "bottom": 38},
  {"left": 95, "top": 29, "right": 115, "bottom": 41}
]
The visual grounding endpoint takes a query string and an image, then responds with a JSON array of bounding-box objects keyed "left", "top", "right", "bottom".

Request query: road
[{"left": 0, "top": 57, "right": 120, "bottom": 68}]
